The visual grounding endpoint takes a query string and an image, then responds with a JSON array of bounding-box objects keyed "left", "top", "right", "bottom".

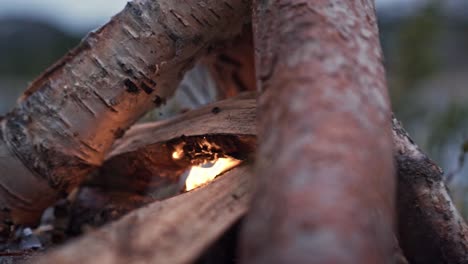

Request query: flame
[
  {"left": 184, "top": 157, "right": 241, "bottom": 191},
  {"left": 172, "top": 148, "right": 184, "bottom": 160},
  {"left": 171, "top": 139, "right": 242, "bottom": 191},
  {"left": 172, "top": 142, "right": 185, "bottom": 160}
]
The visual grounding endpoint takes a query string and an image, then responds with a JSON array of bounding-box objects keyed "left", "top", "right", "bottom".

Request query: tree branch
[{"left": 393, "top": 117, "right": 468, "bottom": 264}]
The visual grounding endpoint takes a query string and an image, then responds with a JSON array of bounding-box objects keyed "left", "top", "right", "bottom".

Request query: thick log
[
  {"left": 241, "top": 1, "right": 396, "bottom": 263},
  {"left": 34, "top": 165, "right": 253, "bottom": 264},
  {"left": 0, "top": 0, "right": 251, "bottom": 227},
  {"left": 206, "top": 39, "right": 409, "bottom": 263},
  {"left": 68, "top": 96, "right": 256, "bottom": 232},
  {"left": 393, "top": 117, "right": 468, "bottom": 264}
]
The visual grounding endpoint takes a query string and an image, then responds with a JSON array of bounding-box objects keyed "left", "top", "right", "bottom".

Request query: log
[
  {"left": 34, "top": 165, "right": 254, "bottom": 264},
  {"left": 203, "top": 25, "right": 256, "bottom": 98},
  {"left": 0, "top": 0, "right": 251, "bottom": 227},
  {"left": 68, "top": 95, "right": 256, "bottom": 232},
  {"left": 139, "top": 25, "right": 255, "bottom": 121},
  {"left": 205, "top": 36, "right": 410, "bottom": 263},
  {"left": 204, "top": 24, "right": 408, "bottom": 263},
  {"left": 241, "top": 1, "right": 396, "bottom": 263},
  {"left": 393, "top": 117, "right": 468, "bottom": 264},
  {"left": 108, "top": 93, "right": 256, "bottom": 158}
]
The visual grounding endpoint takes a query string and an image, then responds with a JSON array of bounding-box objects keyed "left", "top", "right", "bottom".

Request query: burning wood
[{"left": 67, "top": 96, "right": 256, "bottom": 232}]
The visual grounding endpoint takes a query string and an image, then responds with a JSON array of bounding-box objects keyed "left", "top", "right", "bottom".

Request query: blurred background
[{"left": 1, "top": 0, "right": 468, "bottom": 214}]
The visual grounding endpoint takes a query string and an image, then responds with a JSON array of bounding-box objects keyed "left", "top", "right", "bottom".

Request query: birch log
[
  {"left": 0, "top": 0, "right": 251, "bottom": 227},
  {"left": 241, "top": 1, "right": 396, "bottom": 263}
]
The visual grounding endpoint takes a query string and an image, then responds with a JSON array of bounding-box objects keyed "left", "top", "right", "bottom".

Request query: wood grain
[{"left": 35, "top": 165, "right": 253, "bottom": 264}]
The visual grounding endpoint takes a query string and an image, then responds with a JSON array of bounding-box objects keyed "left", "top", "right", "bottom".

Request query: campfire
[
  {"left": 1, "top": 96, "right": 257, "bottom": 263},
  {"left": 0, "top": 0, "right": 464, "bottom": 263}
]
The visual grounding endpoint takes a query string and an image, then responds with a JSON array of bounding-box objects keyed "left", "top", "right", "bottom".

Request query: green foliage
[
  {"left": 0, "top": 19, "right": 81, "bottom": 79},
  {"left": 428, "top": 104, "right": 468, "bottom": 151},
  {"left": 391, "top": 1, "right": 442, "bottom": 102}
]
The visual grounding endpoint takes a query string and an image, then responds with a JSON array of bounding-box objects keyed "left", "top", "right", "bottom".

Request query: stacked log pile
[{"left": 0, "top": 0, "right": 466, "bottom": 263}]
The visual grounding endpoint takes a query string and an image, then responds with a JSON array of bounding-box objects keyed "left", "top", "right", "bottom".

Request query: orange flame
[
  {"left": 171, "top": 140, "right": 242, "bottom": 191},
  {"left": 184, "top": 157, "right": 241, "bottom": 191}
]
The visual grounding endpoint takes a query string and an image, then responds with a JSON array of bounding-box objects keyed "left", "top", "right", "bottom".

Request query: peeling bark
[
  {"left": 393, "top": 117, "right": 468, "bottom": 264},
  {"left": 241, "top": 1, "right": 396, "bottom": 263},
  {"left": 0, "top": 0, "right": 251, "bottom": 227},
  {"left": 33, "top": 165, "right": 254, "bottom": 264}
]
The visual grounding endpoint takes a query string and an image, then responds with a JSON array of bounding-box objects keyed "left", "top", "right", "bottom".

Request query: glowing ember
[
  {"left": 172, "top": 142, "right": 185, "bottom": 160},
  {"left": 172, "top": 149, "right": 184, "bottom": 160},
  {"left": 184, "top": 157, "right": 241, "bottom": 191},
  {"left": 171, "top": 139, "right": 242, "bottom": 191}
]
